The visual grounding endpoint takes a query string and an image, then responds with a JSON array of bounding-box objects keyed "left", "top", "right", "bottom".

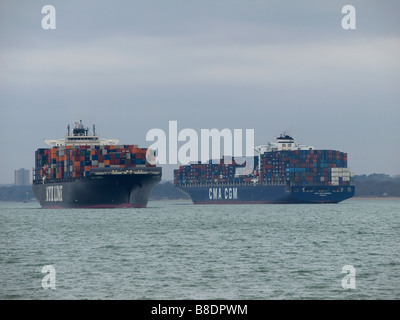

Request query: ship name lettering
[
  {"left": 209, "top": 187, "right": 237, "bottom": 200},
  {"left": 46, "top": 185, "right": 63, "bottom": 202}
]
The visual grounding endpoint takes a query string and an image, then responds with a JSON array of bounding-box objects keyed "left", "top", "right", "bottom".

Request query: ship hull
[
  {"left": 33, "top": 167, "right": 161, "bottom": 208},
  {"left": 176, "top": 184, "right": 355, "bottom": 204}
]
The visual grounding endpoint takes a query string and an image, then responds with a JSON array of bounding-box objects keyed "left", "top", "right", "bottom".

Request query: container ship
[
  {"left": 33, "top": 121, "right": 162, "bottom": 208},
  {"left": 174, "top": 134, "right": 355, "bottom": 204}
]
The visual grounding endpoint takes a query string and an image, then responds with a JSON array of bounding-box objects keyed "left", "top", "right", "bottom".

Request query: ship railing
[
  {"left": 32, "top": 166, "right": 162, "bottom": 184},
  {"left": 174, "top": 181, "right": 289, "bottom": 187},
  {"left": 33, "top": 177, "right": 83, "bottom": 184},
  {"left": 174, "top": 181, "right": 354, "bottom": 187}
]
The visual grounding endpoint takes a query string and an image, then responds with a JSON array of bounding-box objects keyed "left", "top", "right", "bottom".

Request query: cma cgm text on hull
[
  {"left": 174, "top": 134, "right": 355, "bottom": 204},
  {"left": 32, "top": 121, "right": 161, "bottom": 208}
]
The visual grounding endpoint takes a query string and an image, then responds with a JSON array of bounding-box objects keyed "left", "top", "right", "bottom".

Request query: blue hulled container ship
[{"left": 174, "top": 134, "right": 355, "bottom": 204}]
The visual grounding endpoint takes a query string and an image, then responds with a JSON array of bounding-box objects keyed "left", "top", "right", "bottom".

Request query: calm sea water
[{"left": 1, "top": 199, "right": 399, "bottom": 300}]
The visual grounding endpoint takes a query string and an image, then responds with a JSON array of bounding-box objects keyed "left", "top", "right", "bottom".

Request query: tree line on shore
[{"left": 1, "top": 174, "right": 399, "bottom": 202}]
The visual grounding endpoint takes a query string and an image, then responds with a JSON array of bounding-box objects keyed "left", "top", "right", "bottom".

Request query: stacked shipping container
[
  {"left": 174, "top": 158, "right": 248, "bottom": 185},
  {"left": 34, "top": 145, "right": 155, "bottom": 182},
  {"left": 174, "top": 149, "right": 353, "bottom": 186},
  {"left": 260, "top": 149, "right": 351, "bottom": 186}
]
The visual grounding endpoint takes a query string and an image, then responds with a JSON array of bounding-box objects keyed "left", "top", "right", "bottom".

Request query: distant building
[{"left": 15, "top": 168, "right": 30, "bottom": 186}]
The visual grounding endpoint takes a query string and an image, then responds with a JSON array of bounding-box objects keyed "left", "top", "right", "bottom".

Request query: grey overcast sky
[{"left": 0, "top": 0, "right": 399, "bottom": 183}]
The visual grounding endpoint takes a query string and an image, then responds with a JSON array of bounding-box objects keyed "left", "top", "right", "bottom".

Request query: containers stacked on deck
[
  {"left": 34, "top": 145, "right": 155, "bottom": 182},
  {"left": 260, "top": 149, "right": 352, "bottom": 186},
  {"left": 174, "top": 158, "right": 249, "bottom": 185},
  {"left": 174, "top": 149, "right": 353, "bottom": 186}
]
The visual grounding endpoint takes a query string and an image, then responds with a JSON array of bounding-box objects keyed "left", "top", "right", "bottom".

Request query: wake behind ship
[
  {"left": 174, "top": 134, "right": 355, "bottom": 204},
  {"left": 33, "top": 121, "right": 161, "bottom": 208}
]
